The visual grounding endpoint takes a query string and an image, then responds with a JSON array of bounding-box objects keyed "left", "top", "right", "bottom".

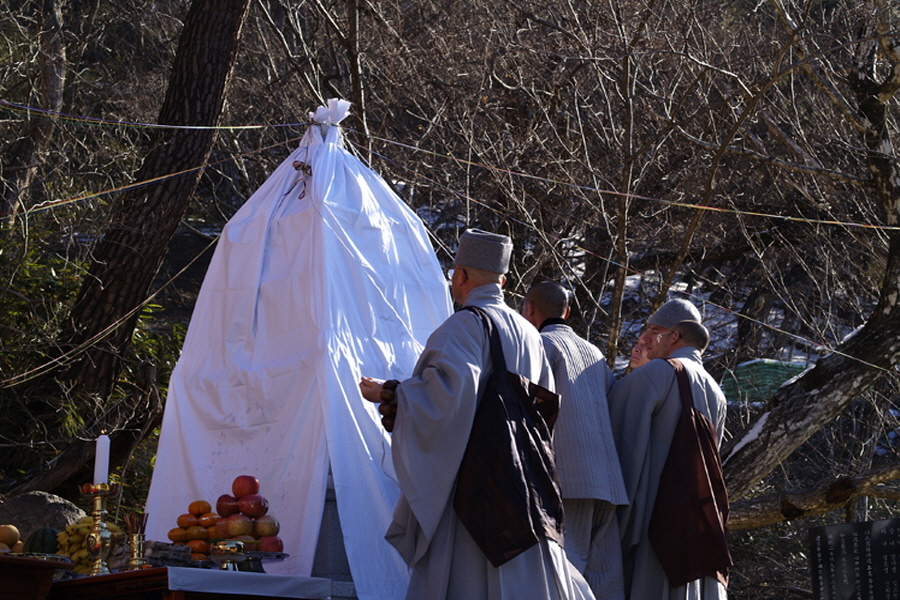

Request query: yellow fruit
[
  {"left": 11, "top": 541, "right": 24, "bottom": 552},
  {"left": 71, "top": 548, "right": 90, "bottom": 563},
  {"left": 0, "top": 525, "right": 19, "bottom": 547},
  {"left": 0, "top": 542, "right": 9, "bottom": 552}
]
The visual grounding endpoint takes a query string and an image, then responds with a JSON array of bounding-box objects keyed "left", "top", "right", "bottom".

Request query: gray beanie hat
[
  {"left": 454, "top": 229, "right": 512, "bottom": 274},
  {"left": 646, "top": 298, "right": 702, "bottom": 329}
]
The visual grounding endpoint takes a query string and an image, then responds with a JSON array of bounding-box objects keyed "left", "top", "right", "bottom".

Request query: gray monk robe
[
  {"left": 540, "top": 322, "right": 628, "bottom": 599},
  {"left": 607, "top": 347, "right": 728, "bottom": 600},
  {"left": 386, "top": 283, "right": 595, "bottom": 600}
]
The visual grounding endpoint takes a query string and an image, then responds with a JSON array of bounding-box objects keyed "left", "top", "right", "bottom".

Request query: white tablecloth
[{"left": 166, "top": 567, "right": 332, "bottom": 598}]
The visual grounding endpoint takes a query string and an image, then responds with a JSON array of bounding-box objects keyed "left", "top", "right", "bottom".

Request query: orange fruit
[
  {"left": 189, "top": 500, "right": 212, "bottom": 516},
  {"left": 176, "top": 513, "right": 198, "bottom": 528},
  {"left": 191, "top": 552, "right": 207, "bottom": 562},
  {"left": 185, "top": 525, "right": 208, "bottom": 541},
  {"left": 167, "top": 527, "right": 189, "bottom": 543},
  {"left": 197, "top": 512, "right": 218, "bottom": 528},
  {"left": 206, "top": 525, "right": 217, "bottom": 539},
  {"left": 187, "top": 539, "right": 210, "bottom": 554},
  {"left": 0, "top": 525, "right": 20, "bottom": 547}
]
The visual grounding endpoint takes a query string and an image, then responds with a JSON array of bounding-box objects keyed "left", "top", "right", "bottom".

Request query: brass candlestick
[
  {"left": 126, "top": 534, "right": 147, "bottom": 570},
  {"left": 81, "top": 482, "right": 121, "bottom": 575},
  {"left": 124, "top": 511, "right": 149, "bottom": 571}
]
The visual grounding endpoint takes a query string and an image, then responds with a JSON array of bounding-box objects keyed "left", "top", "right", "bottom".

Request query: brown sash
[
  {"left": 453, "top": 306, "right": 564, "bottom": 567},
  {"left": 647, "top": 358, "right": 732, "bottom": 587}
]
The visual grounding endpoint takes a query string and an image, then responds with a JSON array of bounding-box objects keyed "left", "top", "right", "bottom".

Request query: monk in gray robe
[
  {"left": 360, "top": 229, "right": 594, "bottom": 600},
  {"left": 522, "top": 281, "right": 628, "bottom": 599},
  {"left": 607, "top": 300, "right": 728, "bottom": 600}
]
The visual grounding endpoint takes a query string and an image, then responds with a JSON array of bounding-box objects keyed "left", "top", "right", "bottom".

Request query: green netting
[{"left": 720, "top": 359, "right": 808, "bottom": 404}]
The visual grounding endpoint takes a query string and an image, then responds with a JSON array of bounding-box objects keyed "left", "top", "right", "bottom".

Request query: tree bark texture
[
  {"left": 58, "top": 0, "right": 252, "bottom": 403},
  {"left": 729, "top": 463, "right": 900, "bottom": 530},
  {"left": 724, "top": 232, "right": 900, "bottom": 500},
  {"left": 9, "top": 363, "right": 163, "bottom": 497}
]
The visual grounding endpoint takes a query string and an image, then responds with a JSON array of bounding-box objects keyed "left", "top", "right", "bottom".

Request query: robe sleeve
[{"left": 388, "top": 309, "right": 488, "bottom": 564}]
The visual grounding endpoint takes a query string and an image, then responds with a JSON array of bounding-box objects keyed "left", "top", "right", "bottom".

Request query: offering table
[{"left": 48, "top": 566, "right": 332, "bottom": 600}]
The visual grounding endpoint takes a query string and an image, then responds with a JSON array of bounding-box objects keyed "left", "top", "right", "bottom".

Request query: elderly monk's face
[
  {"left": 640, "top": 324, "right": 677, "bottom": 360},
  {"left": 449, "top": 266, "right": 467, "bottom": 305}
]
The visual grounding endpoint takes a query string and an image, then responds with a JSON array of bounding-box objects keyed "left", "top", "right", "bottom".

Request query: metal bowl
[
  {"left": 210, "top": 540, "right": 245, "bottom": 556},
  {"left": 208, "top": 540, "right": 246, "bottom": 571}
]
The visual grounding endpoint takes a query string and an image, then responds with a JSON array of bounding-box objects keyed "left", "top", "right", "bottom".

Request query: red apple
[
  {"left": 238, "top": 493, "right": 269, "bottom": 518},
  {"left": 233, "top": 534, "right": 260, "bottom": 552},
  {"left": 258, "top": 536, "right": 283, "bottom": 553},
  {"left": 214, "top": 516, "right": 230, "bottom": 540},
  {"left": 216, "top": 494, "right": 239, "bottom": 517},
  {"left": 225, "top": 513, "right": 253, "bottom": 538},
  {"left": 232, "top": 475, "right": 260, "bottom": 499},
  {"left": 253, "top": 515, "right": 280, "bottom": 538}
]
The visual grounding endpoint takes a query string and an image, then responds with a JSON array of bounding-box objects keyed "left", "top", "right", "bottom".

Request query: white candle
[{"left": 93, "top": 434, "right": 110, "bottom": 485}]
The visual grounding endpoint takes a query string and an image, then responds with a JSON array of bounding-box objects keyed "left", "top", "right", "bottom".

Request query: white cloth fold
[{"left": 145, "top": 99, "right": 452, "bottom": 600}]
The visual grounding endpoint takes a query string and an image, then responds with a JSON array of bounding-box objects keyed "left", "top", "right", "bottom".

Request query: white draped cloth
[{"left": 145, "top": 99, "right": 452, "bottom": 600}]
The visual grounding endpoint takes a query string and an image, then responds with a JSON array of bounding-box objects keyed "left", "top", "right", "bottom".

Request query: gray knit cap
[
  {"left": 454, "top": 229, "right": 512, "bottom": 274},
  {"left": 646, "top": 299, "right": 702, "bottom": 329}
]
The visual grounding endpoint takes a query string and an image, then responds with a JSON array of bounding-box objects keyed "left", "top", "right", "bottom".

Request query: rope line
[
  {"left": 0, "top": 102, "right": 890, "bottom": 382},
  {"left": 0, "top": 234, "right": 221, "bottom": 389},
  {"left": 8, "top": 135, "right": 303, "bottom": 219},
  {"left": 352, "top": 139, "right": 890, "bottom": 374},
  {"left": 355, "top": 131, "right": 899, "bottom": 232},
  {"left": 2, "top": 97, "right": 894, "bottom": 232},
  {"left": 0, "top": 99, "right": 307, "bottom": 130}
]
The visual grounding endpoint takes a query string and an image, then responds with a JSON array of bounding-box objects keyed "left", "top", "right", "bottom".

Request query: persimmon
[
  {"left": 185, "top": 525, "right": 209, "bottom": 541},
  {"left": 197, "top": 512, "right": 218, "bottom": 528},
  {"left": 167, "top": 527, "right": 189, "bottom": 543},
  {"left": 189, "top": 500, "right": 212, "bottom": 516},
  {"left": 187, "top": 539, "right": 210, "bottom": 554},
  {"left": 176, "top": 513, "right": 198, "bottom": 528},
  {"left": 191, "top": 552, "right": 207, "bottom": 562}
]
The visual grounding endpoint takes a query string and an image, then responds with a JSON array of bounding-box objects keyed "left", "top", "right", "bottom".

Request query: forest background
[{"left": 1, "top": 0, "right": 899, "bottom": 597}]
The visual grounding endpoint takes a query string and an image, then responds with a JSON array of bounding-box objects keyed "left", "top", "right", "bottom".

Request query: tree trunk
[
  {"left": 8, "top": 363, "right": 163, "bottom": 497},
  {"left": 4, "top": 0, "right": 252, "bottom": 497},
  {"left": 58, "top": 0, "right": 252, "bottom": 402},
  {"left": 724, "top": 231, "right": 900, "bottom": 499},
  {"left": 728, "top": 462, "right": 900, "bottom": 530},
  {"left": 723, "top": 0, "right": 900, "bottom": 502}
]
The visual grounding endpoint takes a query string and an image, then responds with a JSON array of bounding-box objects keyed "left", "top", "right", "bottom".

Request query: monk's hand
[{"left": 359, "top": 377, "right": 384, "bottom": 403}]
